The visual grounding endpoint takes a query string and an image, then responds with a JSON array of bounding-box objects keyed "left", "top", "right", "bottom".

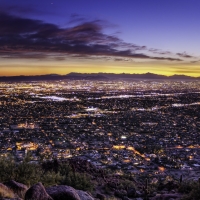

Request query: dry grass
[{"left": 0, "top": 185, "right": 15, "bottom": 198}]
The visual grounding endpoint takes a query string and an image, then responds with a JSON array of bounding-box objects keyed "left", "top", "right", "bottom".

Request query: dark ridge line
[{"left": 0, "top": 72, "right": 199, "bottom": 82}]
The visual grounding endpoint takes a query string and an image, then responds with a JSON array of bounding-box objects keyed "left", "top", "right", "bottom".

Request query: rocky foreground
[
  {"left": 0, "top": 158, "right": 199, "bottom": 200},
  {"left": 0, "top": 180, "right": 95, "bottom": 200},
  {"left": 0, "top": 179, "right": 185, "bottom": 200}
]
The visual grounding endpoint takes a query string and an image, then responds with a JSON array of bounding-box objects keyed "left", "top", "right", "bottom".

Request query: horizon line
[{"left": 0, "top": 72, "right": 198, "bottom": 77}]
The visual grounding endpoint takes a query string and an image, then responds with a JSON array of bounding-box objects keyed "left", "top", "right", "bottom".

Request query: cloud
[
  {"left": 176, "top": 52, "right": 194, "bottom": 58},
  {"left": 0, "top": 52, "right": 48, "bottom": 59},
  {"left": 68, "top": 14, "right": 87, "bottom": 24},
  {"left": 150, "top": 49, "right": 196, "bottom": 60},
  {"left": 0, "top": 4, "right": 58, "bottom": 18},
  {"left": 0, "top": 11, "right": 183, "bottom": 62},
  {"left": 190, "top": 60, "right": 200, "bottom": 64},
  {"left": 114, "top": 58, "right": 134, "bottom": 62},
  {"left": 149, "top": 48, "right": 172, "bottom": 55}
]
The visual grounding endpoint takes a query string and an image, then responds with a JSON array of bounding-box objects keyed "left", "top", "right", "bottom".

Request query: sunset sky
[{"left": 0, "top": 0, "right": 200, "bottom": 76}]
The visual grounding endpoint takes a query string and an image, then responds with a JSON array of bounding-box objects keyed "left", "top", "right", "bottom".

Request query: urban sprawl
[{"left": 1, "top": 80, "right": 200, "bottom": 179}]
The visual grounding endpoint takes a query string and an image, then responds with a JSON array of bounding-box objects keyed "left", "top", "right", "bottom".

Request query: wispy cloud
[
  {"left": 190, "top": 60, "right": 200, "bottom": 64},
  {"left": 149, "top": 49, "right": 196, "bottom": 61},
  {"left": 149, "top": 48, "right": 172, "bottom": 55},
  {"left": 176, "top": 52, "right": 194, "bottom": 58},
  {"left": 0, "top": 11, "right": 184, "bottom": 62}
]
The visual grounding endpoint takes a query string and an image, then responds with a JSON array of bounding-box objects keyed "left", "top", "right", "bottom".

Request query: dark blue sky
[{"left": 0, "top": 0, "right": 200, "bottom": 76}]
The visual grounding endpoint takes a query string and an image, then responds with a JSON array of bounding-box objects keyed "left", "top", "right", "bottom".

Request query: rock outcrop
[
  {"left": 46, "top": 185, "right": 95, "bottom": 200},
  {"left": 0, "top": 183, "right": 21, "bottom": 199},
  {"left": 0, "top": 178, "right": 185, "bottom": 200},
  {"left": 46, "top": 185, "right": 81, "bottom": 200},
  {"left": 4, "top": 180, "right": 28, "bottom": 199},
  {"left": 0, "top": 183, "right": 10, "bottom": 192},
  {"left": 25, "top": 182, "right": 53, "bottom": 200},
  {"left": 76, "top": 190, "right": 94, "bottom": 200}
]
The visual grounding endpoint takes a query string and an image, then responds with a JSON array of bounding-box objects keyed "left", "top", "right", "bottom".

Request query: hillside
[{"left": 0, "top": 156, "right": 199, "bottom": 200}]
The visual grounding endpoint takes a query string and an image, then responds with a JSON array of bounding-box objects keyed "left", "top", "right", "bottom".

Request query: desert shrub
[
  {"left": 181, "top": 182, "right": 200, "bottom": 200},
  {"left": 57, "top": 161, "right": 93, "bottom": 191},
  {"left": 58, "top": 161, "right": 72, "bottom": 176},
  {"left": 0, "top": 155, "right": 16, "bottom": 181},
  {"left": 0, "top": 155, "right": 93, "bottom": 191},
  {"left": 178, "top": 180, "right": 196, "bottom": 194},
  {"left": 62, "top": 171, "right": 93, "bottom": 191},
  {"left": 14, "top": 160, "right": 43, "bottom": 186},
  {"left": 103, "top": 184, "right": 113, "bottom": 195},
  {"left": 41, "top": 171, "right": 62, "bottom": 187},
  {"left": 0, "top": 154, "right": 62, "bottom": 186},
  {"left": 117, "top": 179, "right": 135, "bottom": 190},
  {"left": 0, "top": 153, "right": 43, "bottom": 185}
]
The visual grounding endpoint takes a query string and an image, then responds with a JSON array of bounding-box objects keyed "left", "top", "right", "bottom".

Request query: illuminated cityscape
[
  {"left": 1, "top": 0, "right": 200, "bottom": 198},
  {"left": 1, "top": 80, "right": 200, "bottom": 180}
]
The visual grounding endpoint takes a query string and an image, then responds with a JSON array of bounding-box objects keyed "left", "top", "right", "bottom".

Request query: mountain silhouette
[{"left": 0, "top": 73, "right": 198, "bottom": 82}]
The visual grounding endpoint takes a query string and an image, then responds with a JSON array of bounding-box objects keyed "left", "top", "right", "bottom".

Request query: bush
[
  {"left": 62, "top": 171, "right": 93, "bottom": 191},
  {"left": 0, "top": 155, "right": 94, "bottom": 192},
  {"left": 0, "top": 155, "right": 16, "bottom": 181},
  {"left": 117, "top": 179, "right": 135, "bottom": 190},
  {"left": 103, "top": 184, "right": 113, "bottom": 194},
  {"left": 14, "top": 160, "right": 43, "bottom": 186},
  {"left": 180, "top": 181, "right": 200, "bottom": 200},
  {"left": 178, "top": 180, "right": 195, "bottom": 194},
  {"left": 41, "top": 171, "right": 62, "bottom": 187},
  {"left": 58, "top": 161, "right": 72, "bottom": 176},
  {"left": 0, "top": 154, "right": 62, "bottom": 187}
]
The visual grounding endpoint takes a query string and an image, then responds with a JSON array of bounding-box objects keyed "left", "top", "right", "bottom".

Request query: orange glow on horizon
[{"left": 1, "top": 60, "right": 200, "bottom": 77}]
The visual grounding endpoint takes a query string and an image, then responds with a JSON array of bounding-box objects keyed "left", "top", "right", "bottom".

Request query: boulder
[
  {"left": 46, "top": 185, "right": 80, "bottom": 200},
  {"left": 25, "top": 182, "right": 53, "bottom": 200},
  {"left": 0, "top": 183, "right": 10, "bottom": 191},
  {"left": 77, "top": 190, "right": 94, "bottom": 200},
  {"left": 4, "top": 180, "right": 28, "bottom": 199}
]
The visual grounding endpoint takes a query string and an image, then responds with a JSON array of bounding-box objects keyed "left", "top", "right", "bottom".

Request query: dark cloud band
[{"left": 0, "top": 11, "right": 183, "bottom": 62}]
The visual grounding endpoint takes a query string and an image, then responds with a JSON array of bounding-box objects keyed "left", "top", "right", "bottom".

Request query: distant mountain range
[{"left": 0, "top": 72, "right": 199, "bottom": 82}]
